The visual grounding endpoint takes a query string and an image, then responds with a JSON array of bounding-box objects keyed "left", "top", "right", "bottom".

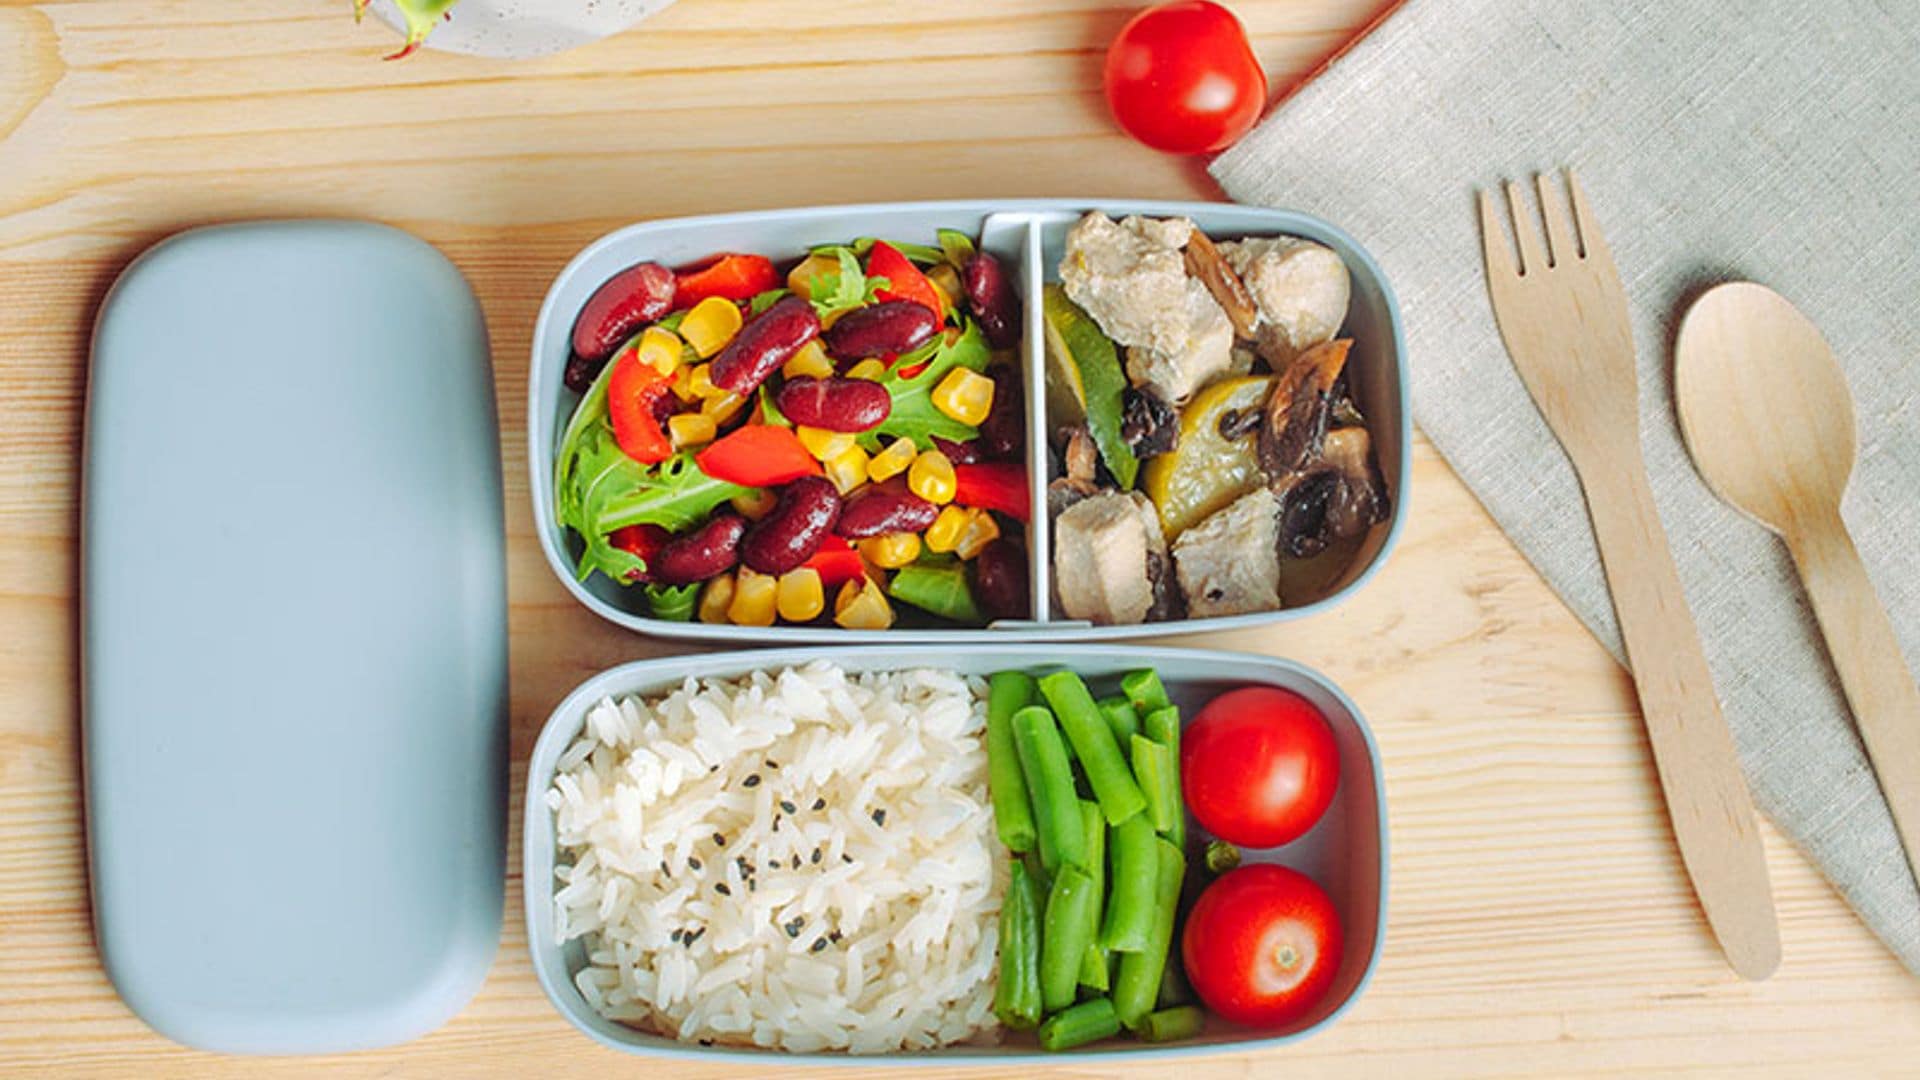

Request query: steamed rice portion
[{"left": 546, "top": 662, "right": 1004, "bottom": 1053}]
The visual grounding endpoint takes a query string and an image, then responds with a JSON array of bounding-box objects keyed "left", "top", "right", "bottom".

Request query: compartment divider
[{"left": 1022, "top": 218, "right": 1052, "bottom": 625}]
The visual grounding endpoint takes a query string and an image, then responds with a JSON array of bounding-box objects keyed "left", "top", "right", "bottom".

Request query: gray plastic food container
[
  {"left": 529, "top": 200, "right": 1409, "bottom": 642},
  {"left": 525, "top": 645, "right": 1387, "bottom": 1064}
]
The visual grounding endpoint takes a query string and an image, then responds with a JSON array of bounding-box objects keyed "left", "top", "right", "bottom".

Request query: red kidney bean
[
  {"left": 563, "top": 352, "right": 606, "bottom": 394},
  {"left": 710, "top": 295, "right": 821, "bottom": 396},
  {"left": 963, "top": 252, "right": 1020, "bottom": 349},
  {"left": 775, "top": 376, "right": 892, "bottom": 432},
  {"left": 740, "top": 476, "right": 842, "bottom": 574},
  {"left": 572, "top": 262, "right": 676, "bottom": 362},
  {"left": 977, "top": 364, "right": 1024, "bottom": 459},
  {"left": 835, "top": 479, "right": 938, "bottom": 539},
  {"left": 651, "top": 513, "right": 745, "bottom": 585},
  {"left": 972, "top": 539, "right": 1029, "bottom": 620},
  {"left": 931, "top": 435, "right": 983, "bottom": 465},
  {"left": 823, "top": 300, "right": 939, "bottom": 359}
]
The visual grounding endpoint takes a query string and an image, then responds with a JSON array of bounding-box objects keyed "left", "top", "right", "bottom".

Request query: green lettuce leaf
[
  {"left": 805, "top": 247, "right": 889, "bottom": 320},
  {"left": 859, "top": 317, "right": 993, "bottom": 450}
]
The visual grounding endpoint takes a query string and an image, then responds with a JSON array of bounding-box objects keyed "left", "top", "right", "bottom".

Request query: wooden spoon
[{"left": 1675, "top": 282, "right": 1920, "bottom": 890}]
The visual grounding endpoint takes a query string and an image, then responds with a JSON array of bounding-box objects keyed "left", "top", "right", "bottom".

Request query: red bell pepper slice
[
  {"left": 867, "top": 242, "right": 946, "bottom": 324},
  {"left": 800, "top": 535, "right": 866, "bottom": 588},
  {"left": 675, "top": 254, "right": 778, "bottom": 306},
  {"left": 607, "top": 348, "right": 673, "bottom": 465},
  {"left": 953, "top": 462, "right": 1030, "bottom": 521},
  {"left": 609, "top": 524, "right": 669, "bottom": 582},
  {"left": 695, "top": 424, "right": 822, "bottom": 487}
]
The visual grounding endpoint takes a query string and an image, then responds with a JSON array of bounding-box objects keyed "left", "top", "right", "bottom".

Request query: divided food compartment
[
  {"left": 524, "top": 645, "right": 1388, "bottom": 1064},
  {"left": 529, "top": 200, "right": 1409, "bottom": 641}
]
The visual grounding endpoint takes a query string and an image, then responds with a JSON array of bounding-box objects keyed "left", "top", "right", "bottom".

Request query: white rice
[{"left": 545, "top": 661, "right": 1004, "bottom": 1053}]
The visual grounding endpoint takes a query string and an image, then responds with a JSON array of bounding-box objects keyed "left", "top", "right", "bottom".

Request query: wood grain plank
[{"left": 1, "top": 0, "right": 1915, "bottom": 1076}]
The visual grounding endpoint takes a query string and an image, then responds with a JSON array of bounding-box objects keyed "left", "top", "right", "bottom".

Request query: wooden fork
[{"left": 1478, "top": 170, "right": 1781, "bottom": 980}]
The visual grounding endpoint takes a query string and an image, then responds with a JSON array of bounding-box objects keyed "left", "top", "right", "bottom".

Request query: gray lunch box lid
[{"left": 82, "top": 221, "right": 508, "bottom": 1054}]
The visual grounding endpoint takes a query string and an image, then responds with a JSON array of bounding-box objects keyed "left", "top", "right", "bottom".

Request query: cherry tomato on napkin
[{"left": 1104, "top": 1, "right": 1268, "bottom": 154}]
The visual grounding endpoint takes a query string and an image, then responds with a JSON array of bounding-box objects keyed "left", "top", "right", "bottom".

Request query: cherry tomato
[
  {"left": 1182, "top": 864, "right": 1343, "bottom": 1027},
  {"left": 1182, "top": 686, "right": 1338, "bottom": 847},
  {"left": 1103, "top": 1, "right": 1268, "bottom": 155}
]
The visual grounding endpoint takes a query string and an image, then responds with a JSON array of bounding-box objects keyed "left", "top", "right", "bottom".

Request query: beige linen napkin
[{"left": 1214, "top": 0, "right": 1920, "bottom": 971}]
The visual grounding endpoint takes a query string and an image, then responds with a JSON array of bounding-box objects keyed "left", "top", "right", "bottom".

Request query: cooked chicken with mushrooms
[{"left": 1045, "top": 211, "right": 1389, "bottom": 624}]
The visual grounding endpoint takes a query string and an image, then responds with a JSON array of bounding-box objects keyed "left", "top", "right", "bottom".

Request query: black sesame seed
[
  {"left": 765, "top": 759, "right": 780, "bottom": 770},
  {"left": 871, "top": 808, "right": 887, "bottom": 827},
  {"left": 811, "top": 848, "right": 823, "bottom": 865},
  {"left": 784, "top": 918, "right": 804, "bottom": 938},
  {"left": 709, "top": 765, "right": 718, "bottom": 773},
  {"left": 713, "top": 832, "right": 727, "bottom": 847},
  {"left": 660, "top": 859, "right": 672, "bottom": 876},
  {"left": 768, "top": 861, "right": 780, "bottom": 871},
  {"left": 748, "top": 879, "right": 757, "bottom": 892},
  {"left": 811, "top": 937, "right": 829, "bottom": 953},
  {"left": 671, "top": 928, "right": 684, "bottom": 943},
  {"left": 791, "top": 854, "right": 802, "bottom": 870},
  {"left": 779, "top": 800, "right": 798, "bottom": 815},
  {"left": 773, "top": 815, "right": 782, "bottom": 833},
  {"left": 743, "top": 774, "right": 762, "bottom": 788},
  {"left": 685, "top": 927, "right": 705, "bottom": 945},
  {"left": 698, "top": 1038, "right": 714, "bottom": 1047},
  {"left": 829, "top": 930, "right": 842, "bottom": 944},
  {"left": 811, "top": 797, "right": 826, "bottom": 811},
  {"left": 715, "top": 882, "right": 732, "bottom": 897},
  {"left": 689, "top": 857, "right": 703, "bottom": 871},
  {"left": 842, "top": 853, "right": 854, "bottom": 864}
]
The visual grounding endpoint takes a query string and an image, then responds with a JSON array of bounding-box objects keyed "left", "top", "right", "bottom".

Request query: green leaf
[
  {"left": 747, "top": 288, "right": 789, "bottom": 316},
  {"left": 805, "top": 247, "right": 889, "bottom": 320},
  {"left": 888, "top": 555, "right": 985, "bottom": 624},
  {"left": 937, "top": 229, "right": 978, "bottom": 268},
  {"left": 859, "top": 317, "right": 994, "bottom": 450},
  {"left": 644, "top": 582, "right": 701, "bottom": 622},
  {"left": 862, "top": 237, "right": 947, "bottom": 265},
  {"left": 756, "top": 382, "right": 791, "bottom": 427}
]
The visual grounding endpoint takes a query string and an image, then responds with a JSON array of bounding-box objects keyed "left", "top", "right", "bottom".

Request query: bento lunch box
[
  {"left": 524, "top": 644, "right": 1388, "bottom": 1065},
  {"left": 529, "top": 200, "right": 1410, "bottom": 642}
]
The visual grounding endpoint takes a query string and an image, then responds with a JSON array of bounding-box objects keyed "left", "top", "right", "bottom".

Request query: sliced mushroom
[
  {"left": 1121, "top": 386, "right": 1179, "bottom": 459},
  {"left": 1062, "top": 424, "right": 1100, "bottom": 484},
  {"left": 1184, "top": 230, "right": 1262, "bottom": 340},
  {"left": 1257, "top": 339, "right": 1353, "bottom": 477},
  {"left": 1052, "top": 491, "right": 1168, "bottom": 625},
  {"left": 1272, "top": 426, "right": 1389, "bottom": 558}
]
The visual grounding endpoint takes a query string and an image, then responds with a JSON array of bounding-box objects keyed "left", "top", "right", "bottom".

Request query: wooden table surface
[{"left": 3, "top": 2, "right": 1916, "bottom": 1076}]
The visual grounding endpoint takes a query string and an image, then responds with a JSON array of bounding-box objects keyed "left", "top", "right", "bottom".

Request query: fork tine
[
  {"left": 1535, "top": 172, "right": 1579, "bottom": 265},
  {"left": 1503, "top": 180, "right": 1547, "bottom": 275},
  {"left": 1565, "top": 168, "right": 1613, "bottom": 267},
  {"left": 1477, "top": 189, "right": 1520, "bottom": 280}
]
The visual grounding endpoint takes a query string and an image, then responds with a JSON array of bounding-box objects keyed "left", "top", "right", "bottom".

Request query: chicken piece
[
  {"left": 1173, "top": 488, "right": 1283, "bottom": 618},
  {"left": 1218, "top": 237, "right": 1351, "bottom": 367},
  {"left": 1052, "top": 491, "right": 1167, "bottom": 625},
  {"left": 1059, "top": 212, "right": 1195, "bottom": 356},
  {"left": 1123, "top": 279, "right": 1234, "bottom": 404}
]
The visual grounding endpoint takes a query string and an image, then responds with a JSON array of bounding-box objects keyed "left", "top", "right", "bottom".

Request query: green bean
[
  {"left": 993, "top": 859, "right": 1042, "bottom": 1030},
  {"left": 1158, "top": 948, "right": 1194, "bottom": 1008},
  {"left": 1100, "top": 814, "right": 1158, "bottom": 952},
  {"left": 1138, "top": 1004, "right": 1205, "bottom": 1043},
  {"left": 1144, "top": 705, "right": 1186, "bottom": 848},
  {"left": 1113, "top": 837, "right": 1185, "bottom": 1030},
  {"left": 1096, "top": 695, "right": 1140, "bottom": 743},
  {"left": 1037, "top": 671, "right": 1146, "bottom": 826},
  {"left": 1037, "top": 996, "right": 1120, "bottom": 1052},
  {"left": 1076, "top": 800, "right": 1108, "bottom": 991},
  {"left": 1021, "top": 848, "right": 1051, "bottom": 899},
  {"left": 1121, "top": 669, "right": 1172, "bottom": 714},
  {"left": 986, "top": 672, "right": 1037, "bottom": 853},
  {"left": 1131, "top": 734, "right": 1178, "bottom": 837},
  {"left": 1040, "top": 864, "right": 1098, "bottom": 1013},
  {"left": 1011, "top": 706, "right": 1087, "bottom": 872}
]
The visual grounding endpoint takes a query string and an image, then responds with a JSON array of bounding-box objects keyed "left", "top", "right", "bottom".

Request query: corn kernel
[
  {"left": 635, "top": 326, "right": 684, "bottom": 377},
  {"left": 697, "top": 573, "right": 735, "bottom": 624},
  {"left": 727, "top": 568, "right": 777, "bottom": 627},
  {"left": 685, "top": 363, "right": 717, "bottom": 398},
  {"left": 786, "top": 253, "right": 841, "bottom": 300},
  {"left": 701, "top": 391, "right": 746, "bottom": 425},
  {"left": 782, "top": 339, "right": 835, "bottom": 380},
  {"left": 846, "top": 359, "right": 887, "bottom": 382},
  {"left": 931, "top": 368, "right": 995, "bottom": 426},
  {"left": 796, "top": 425, "right": 855, "bottom": 461},
  {"left": 907, "top": 449, "right": 957, "bottom": 504},
  {"left": 776, "top": 568, "right": 825, "bottom": 622},
  {"left": 823, "top": 444, "right": 870, "bottom": 495},
  {"left": 927, "top": 263, "right": 963, "bottom": 311},
  {"left": 858, "top": 532, "right": 922, "bottom": 570},
  {"left": 730, "top": 488, "right": 777, "bottom": 520},
  {"left": 954, "top": 508, "right": 1002, "bottom": 560},
  {"left": 671, "top": 363, "right": 698, "bottom": 401},
  {"left": 668, "top": 412, "right": 717, "bottom": 449},
  {"left": 866, "top": 437, "right": 918, "bottom": 483},
  {"left": 834, "top": 577, "right": 895, "bottom": 630},
  {"left": 924, "top": 504, "right": 971, "bottom": 553},
  {"left": 680, "top": 296, "right": 744, "bottom": 358}
]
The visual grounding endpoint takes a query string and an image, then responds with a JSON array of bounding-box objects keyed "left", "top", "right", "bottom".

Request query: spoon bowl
[{"left": 1675, "top": 282, "right": 1857, "bottom": 533}]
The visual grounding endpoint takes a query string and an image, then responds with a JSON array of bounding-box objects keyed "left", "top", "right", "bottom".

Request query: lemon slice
[{"left": 1141, "top": 374, "right": 1274, "bottom": 539}]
